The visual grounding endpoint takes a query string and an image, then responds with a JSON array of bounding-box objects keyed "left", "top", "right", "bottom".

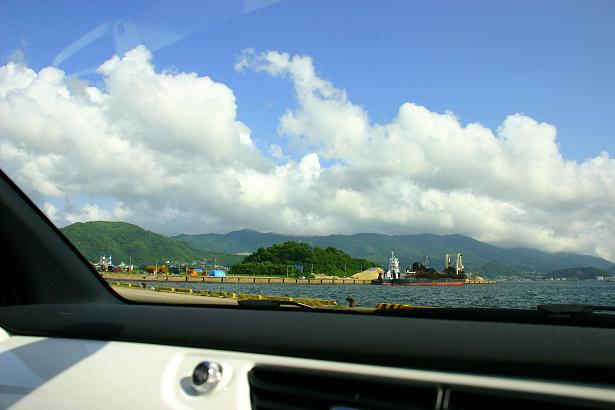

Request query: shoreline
[
  {"left": 101, "top": 272, "right": 497, "bottom": 285},
  {"left": 101, "top": 272, "right": 373, "bottom": 285},
  {"left": 111, "top": 284, "right": 238, "bottom": 305},
  {"left": 110, "top": 283, "right": 340, "bottom": 307}
]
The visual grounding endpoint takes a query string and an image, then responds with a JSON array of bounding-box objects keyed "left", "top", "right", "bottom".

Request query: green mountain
[
  {"left": 61, "top": 221, "right": 242, "bottom": 266},
  {"left": 61, "top": 221, "right": 614, "bottom": 277},
  {"left": 229, "top": 241, "right": 376, "bottom": 277},
  {"left": 173, "top": 229, "right": 289, "bottom": 254},
  {"left": 175, "top": 230, "right": 615, "bottom": 278}
]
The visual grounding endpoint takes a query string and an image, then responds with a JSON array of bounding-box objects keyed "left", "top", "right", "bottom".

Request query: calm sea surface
[{"left": 121, "top": 280, "right": 615, "bottom": 309}]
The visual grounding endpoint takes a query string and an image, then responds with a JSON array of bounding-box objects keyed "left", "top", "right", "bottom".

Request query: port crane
[{"left": 444, "top": 253, "right": 464, "bottom": 274}]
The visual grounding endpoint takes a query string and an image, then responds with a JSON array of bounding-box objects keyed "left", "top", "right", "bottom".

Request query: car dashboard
[{"left": 1, "top": 302, "right": 615, "bottom": 410}]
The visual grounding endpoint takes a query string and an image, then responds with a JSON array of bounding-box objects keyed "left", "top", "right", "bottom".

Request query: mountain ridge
[
  {"left": 174, "top": 229, "right": 614, "bottom": 277},
  {"left": 60, "top": 221, "right": 242, "bottom": 266},
  {"left": 60, "top": 222, "right": 614, "bottom": 277}
]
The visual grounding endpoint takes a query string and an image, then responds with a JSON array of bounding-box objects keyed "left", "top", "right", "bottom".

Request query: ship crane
[
  {"left": 456, "top": 253, "right": 464, "bottom": 274},
  {"left": 444, "top": 254, "right": 451, "bottom": 271},
  {"left": 445, "top": 253, "right": 464, "bottom": 274}
]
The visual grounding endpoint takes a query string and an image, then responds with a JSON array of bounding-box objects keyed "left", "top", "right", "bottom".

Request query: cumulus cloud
[
  {"left": 236, "top": 50, "right": 615, "bottom": 260},
  {"left": 63, "top": 202, "right": 131, "bottom": 225},
  {"left": 269, "top": 143, "right": 284, "bottom": 160},
  {"left": 1, "top": 46, "right": 614, "bottom": 261},
  {"left": 0, "top": 46, "right": 272, "bottom": 232}
]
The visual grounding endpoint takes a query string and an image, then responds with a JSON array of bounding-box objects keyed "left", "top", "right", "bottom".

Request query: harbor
[
  {"left": 101, "top": 272, "right": 495, "bottom": 285},
  {"left": 102, "top": 272, "right": 373, "bottom": 285},
  {"left": 99, "top": 249, "right": 497, "bottom": 285}
]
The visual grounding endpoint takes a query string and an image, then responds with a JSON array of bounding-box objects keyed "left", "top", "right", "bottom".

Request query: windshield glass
[{"left": 1, "top": 0, "right": 614, "bottom": 310}]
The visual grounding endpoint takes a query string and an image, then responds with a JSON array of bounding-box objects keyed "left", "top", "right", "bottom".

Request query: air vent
[
  {"left": 444, "top": 388, "right": 608, "bottom": 410},
  {"left": 248, "top": 366, "right": 439, "bottom": 410}
]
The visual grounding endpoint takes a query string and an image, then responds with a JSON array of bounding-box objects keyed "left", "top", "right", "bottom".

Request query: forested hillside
[
  {"left": 229, "top": 242, "right": 376, "bottom": 277},
  {"left": 61, "top": 221, "right": 242, "bottom": 266},
  {"left": 176, "top": 230, "right": 614, "bottom": 276}
]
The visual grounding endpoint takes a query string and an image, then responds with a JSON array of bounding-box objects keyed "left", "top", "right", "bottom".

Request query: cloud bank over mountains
[{"left": 1, "top": 46, "right": 614, "bottom": 260}]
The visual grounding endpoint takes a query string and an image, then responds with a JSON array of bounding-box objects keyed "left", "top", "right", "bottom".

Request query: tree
[{"left": 230, "top": 241, "right": 376, "bottom": 277}]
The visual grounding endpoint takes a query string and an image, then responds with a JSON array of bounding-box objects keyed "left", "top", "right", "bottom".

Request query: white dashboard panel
[{"left": 0, "top": 327, "right": 614, "bottom": 409}]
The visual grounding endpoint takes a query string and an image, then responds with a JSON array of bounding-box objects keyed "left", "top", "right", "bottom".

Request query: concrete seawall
[
  {"left": 101, "top": 272, "right": 372, "bottom": 285},
  {"left": 465, "top": 280, "right": 497, "bottom": 284},
  {"left": 101, "top": 273, "right": 496, "bottom": 285}
]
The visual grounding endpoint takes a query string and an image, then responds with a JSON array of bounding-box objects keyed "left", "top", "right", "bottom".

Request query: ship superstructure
[{"left": 385, "top": 252, "right": 401, "bottom": 279}]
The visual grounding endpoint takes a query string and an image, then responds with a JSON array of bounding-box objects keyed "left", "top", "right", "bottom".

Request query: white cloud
[
  {"left": 269, "top": 143, "right": 284, "bottom": 160},
  {"left": 236, "top": 50, "right": 615, "bottom": 260},
  {"left": 236, "top": 49, "right": 370, "bottom": 160},
  {"left": 2, "top": 47, "right": 26, "bottom": 66},
  {"left": 1, "top": 46, "right": 614, "bottom": 261},
  {"left": 64, "top": 202, "right": 131, "bottom": 225},
  {"left": 42, "top": 202, "right": 61, "bottom": 224}
]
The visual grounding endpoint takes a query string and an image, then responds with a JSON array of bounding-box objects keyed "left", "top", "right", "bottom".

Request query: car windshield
[{"left": 1, "top": 0, "right": 614, "bottom": 311}]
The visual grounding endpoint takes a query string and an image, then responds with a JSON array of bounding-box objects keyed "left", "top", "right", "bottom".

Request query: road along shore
[
  {"left": 111, "top": 285, "right": 238, "bottom": 305},
  {"left": 111, "top": 284, "right": 435, "bottom": 311},
  {"left": 110, "top": 282, "right": 338, "bottom": 307}
]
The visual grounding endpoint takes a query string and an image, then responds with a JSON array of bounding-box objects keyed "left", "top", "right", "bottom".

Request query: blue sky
[
  {"left": 2, "top": 0, "right": 614, "bottom": 161},
  {"left": 2, "top": 1, "right": 615, "bottom": 258}
]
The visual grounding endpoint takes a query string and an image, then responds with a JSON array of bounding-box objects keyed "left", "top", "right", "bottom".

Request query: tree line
[{"left": 229, "top": 241, "right": 377, "bottom": 277}]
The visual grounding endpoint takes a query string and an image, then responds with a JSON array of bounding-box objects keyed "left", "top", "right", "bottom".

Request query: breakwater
[
  {"left": 101, "top": 272, "right": 496, "bottom": 285},
  {"left": 465, "top": 279, "right": 497, "bottom": 284},
  {"left": 101, "top": 272, "right": 372, "bottom": 285}
]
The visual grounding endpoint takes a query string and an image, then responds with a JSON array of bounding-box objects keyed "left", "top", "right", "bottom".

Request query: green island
[{"left": 229, "top": 241, "right": 377, "bottom": 278}]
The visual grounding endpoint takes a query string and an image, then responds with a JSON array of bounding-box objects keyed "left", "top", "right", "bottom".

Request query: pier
[
  {"left": 465, "top": 279, "right": 497, "bottom": 284},
  {"left": 101, "top": 272, "right": 373, "bottom": 285},
  {"left": 101, "top": 272, "right": 497, "bottom": 285}
]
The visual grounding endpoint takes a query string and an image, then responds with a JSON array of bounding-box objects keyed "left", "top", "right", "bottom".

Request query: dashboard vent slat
[
  {"left": 248, "top": 366, "right": 438, "bottom": 410},
  {"left": 445, "top": 388, "right": 609, "bottom": 410}
]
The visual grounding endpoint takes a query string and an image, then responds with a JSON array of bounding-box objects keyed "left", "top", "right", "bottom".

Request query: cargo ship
[{"left": 371, "top": 252, "right": 466, "bottom": 286}]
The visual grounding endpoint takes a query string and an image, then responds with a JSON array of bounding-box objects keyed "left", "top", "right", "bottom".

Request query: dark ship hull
[
  {"left": 371, "top": 278, "right": 465, "bottom": 286},
  {"left": 371, "top": 272, "right": 467, "bottom": 286}
]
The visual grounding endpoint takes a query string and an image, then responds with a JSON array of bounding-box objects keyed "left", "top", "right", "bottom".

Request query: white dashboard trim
[
  {"left": 0, "top": 330, "right": 613, "bottom": 409},
  {"left": 0, "top": 326, "right": 9, "bottom": 343}
]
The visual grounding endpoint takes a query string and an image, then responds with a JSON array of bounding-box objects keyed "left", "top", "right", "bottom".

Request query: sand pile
[{"left": 351, "top": 267, "right": 384, "bottom": 280}]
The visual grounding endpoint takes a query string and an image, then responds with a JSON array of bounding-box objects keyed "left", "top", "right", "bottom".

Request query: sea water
[{"left": 120, "top": 280, "right": 615, "bottom": 309}]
